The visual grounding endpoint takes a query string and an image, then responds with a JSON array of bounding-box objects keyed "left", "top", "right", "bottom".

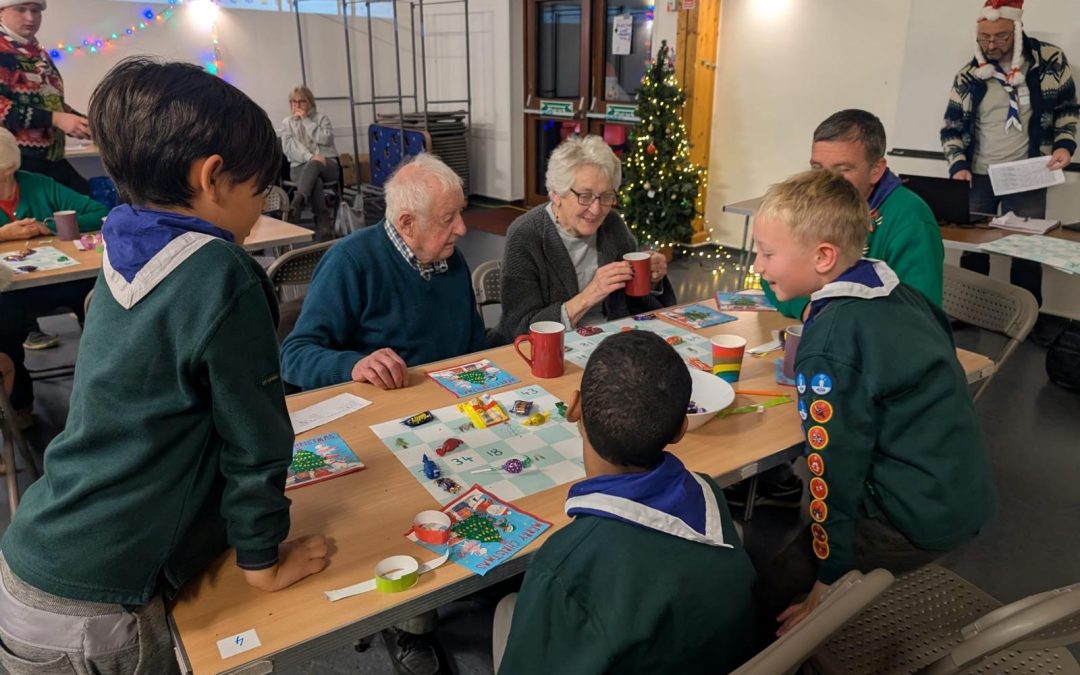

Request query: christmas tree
[
  {"left": 290, "top": 449, "right": 327, "bottom": 474},
  {"left": 619, "top": 40, "right": 706, "bottom": 248}
]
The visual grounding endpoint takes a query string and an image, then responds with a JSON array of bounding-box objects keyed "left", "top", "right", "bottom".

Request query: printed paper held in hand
[
  {"left": 988, "top": 156, "right": 1065, "bottom": 196},
  {"left": 290, "top": 393, "right": 372, "bottom": 434}
]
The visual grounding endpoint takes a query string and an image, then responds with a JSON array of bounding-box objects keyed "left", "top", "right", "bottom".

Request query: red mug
[
  {"left": 514, "top": 321, "right": 565, "bottom": 378},
  {"left": 623, "top": 252, "right": 652, "bottom": 297}
]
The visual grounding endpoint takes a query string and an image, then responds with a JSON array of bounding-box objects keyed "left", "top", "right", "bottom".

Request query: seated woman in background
[
  {"left": 280, "top": 85, "right": 339, "bottom": 239},
  {"left": 495, "top": 134, "right": 675, "bottom": 343},
  {"left": 0, "top": 128, "right": 108, "bottom": 427}
]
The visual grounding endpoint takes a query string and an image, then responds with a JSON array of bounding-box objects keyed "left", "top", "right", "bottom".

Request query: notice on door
[{"left": 612, "top": 14, "right": 632, "bottom": 55}]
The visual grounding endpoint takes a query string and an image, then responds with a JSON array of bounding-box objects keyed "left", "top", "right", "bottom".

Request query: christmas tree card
[
  {"left": 715, "top": 291, "right": 778, "bottom": 312},
  {"left": 426, "top": 359, "right": 520, "bottom": 398},
  {"left": 286, "top": 432, "right": 365, "bottom": 490},
  {"left": 660, "top": 304, "right": 737, "bottom": 329},
  {"left": 405, "top": 485, "right": 551, "bottom": 576}
]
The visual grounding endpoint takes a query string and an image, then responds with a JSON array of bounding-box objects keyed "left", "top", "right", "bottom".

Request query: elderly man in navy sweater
[{"left": 282, "top": 153, "right": 485, "bottom": 392}]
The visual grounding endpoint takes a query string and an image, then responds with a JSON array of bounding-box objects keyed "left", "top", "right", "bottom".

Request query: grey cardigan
[{"left": 494, "top": 204, "right": 676, "bottom": 344}]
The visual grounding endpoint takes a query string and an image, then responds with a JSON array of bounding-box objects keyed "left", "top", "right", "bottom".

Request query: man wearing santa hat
[{"left": 941, "top": 0, "right": 1077, "bottom": 308}]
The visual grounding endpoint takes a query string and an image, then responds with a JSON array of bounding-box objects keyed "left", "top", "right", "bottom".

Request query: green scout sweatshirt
[{"left": 2, "top": 170, "right": 108, "bottom": 230}]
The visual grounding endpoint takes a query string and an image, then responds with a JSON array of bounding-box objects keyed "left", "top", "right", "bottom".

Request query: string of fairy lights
[{"left": 47, "top": 0, "right": 223, "bottom": 77}]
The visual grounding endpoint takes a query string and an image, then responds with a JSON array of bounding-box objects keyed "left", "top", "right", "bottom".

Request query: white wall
[{"left": 41, "top": 0, "right": 520, "bottom": 200}]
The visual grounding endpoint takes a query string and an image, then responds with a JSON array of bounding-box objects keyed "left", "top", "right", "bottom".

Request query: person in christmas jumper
[
  {"left": 0, "top": 58, "right": 330, "bottom": 675},
  {"left": 763, "top": 109, "right": 943, "bottom": 320},
  {"left": 0, "top": 0, "right": 91, "bottom": 195},
  {"left": 493, "top": 330, "right": 757, "bottom": 675},
  {"left": 751, "top": 170, "right": 994, "bottom": 639},
  {"left": 943, "top": 0, "right": 1077, "bottom": 306},
  {"left": 494, "top": 134, "right": 675, "bottom": 345}
]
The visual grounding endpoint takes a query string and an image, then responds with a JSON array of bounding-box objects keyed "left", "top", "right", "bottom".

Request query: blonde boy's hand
[
  {"left": 776, "top": 580, "right": 830, "bottom": 636},
  {"left": 242, "top": 534, "right": 330, "bottom": 592}
]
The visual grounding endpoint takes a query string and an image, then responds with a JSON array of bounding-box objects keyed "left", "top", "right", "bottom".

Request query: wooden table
[
  {"left": 1, "top": 216, "right": 313, "bottom": 291},
  {"left": 938, "top": 222, "right": 1080, "bottom": 252},
  {"left": 168, "top": 311, "right": 994, "bottom": 674}
]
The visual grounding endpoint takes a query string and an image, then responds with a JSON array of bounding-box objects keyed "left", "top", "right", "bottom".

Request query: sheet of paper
[
  {"left": 217, "top": 629, "right": 261, "bottom": 659},
  {"left": 979, "top": 234, "right": 1080, "bottom": 274},
  {"left": 611, "top": 14, "right": 632, "bottom": 55},
  {"left": 988, "top": 157, "right": 1066, "bottom": 196},
  {"left": 289, "top": 392, "right": 372, "bottom": 434},
  {"left": 989, "top": 211, "right": 1060, "bottom": 234}
]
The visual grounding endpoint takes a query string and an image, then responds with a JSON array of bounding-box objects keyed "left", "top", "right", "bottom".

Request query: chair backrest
[
  {"left": 263, "top": 185, "right": 292, "bottom": 220},
  {"left": 265, "top": 241, "right": 335, "bottom": 302},
  {"left": 942, "top": 264, "right": 1038, "bottom": 401},
  {"left": 731, "top": 569, "right": 894, "bottom": 675},
  {"left": 921, "top": 582, "right": 1080, "bottom": 675},
  {"left": 472, "top": 259, "right": 502, "bottom": 306}
]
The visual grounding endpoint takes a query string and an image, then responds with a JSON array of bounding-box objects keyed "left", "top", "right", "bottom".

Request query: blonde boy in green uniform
[{"left": 752, "top": 170, "right": 994, "bottom": 637}]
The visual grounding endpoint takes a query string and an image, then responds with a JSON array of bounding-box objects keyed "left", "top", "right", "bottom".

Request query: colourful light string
[{"left": 49, "top": 0, "right": 186, "bottom": 61}]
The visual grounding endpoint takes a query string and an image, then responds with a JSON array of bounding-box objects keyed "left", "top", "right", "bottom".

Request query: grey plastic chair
[
  {"left": 730, "top": 569, "right": 894, "bottom": 675},
  {"left": 263, "top": 185, "right": 292, "bottom": 221},
  {"left": 265, "top": 241, "right": 335, "bottom": 342},
  {"left": 0, "top": 354, "right": 40, "bottom": 516},
  {"left": 942, "top": 264, "right": 1038, "bottom": 401},
  {"left": 472, "top": 259, "right": 502, "bottom": 309},
  {"left": 810, "top": 565, "right": 1080, "bottom": 675}
]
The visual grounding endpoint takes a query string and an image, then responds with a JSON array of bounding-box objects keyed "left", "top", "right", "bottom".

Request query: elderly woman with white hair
[
  {"left": 0, "top": 127, "right": 107, "bottom": 426},
  {"left": 282, "top": 152, "right": 485, "bottom": 394},
  {"left": 280, "top": 85, "right": 339, "bottom": 238},
  {"left": 495, "top": 135, "right": 675, "bottom": 342}
]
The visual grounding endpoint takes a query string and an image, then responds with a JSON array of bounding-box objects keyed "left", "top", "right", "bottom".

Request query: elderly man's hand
[
  {"left": 648, "top": 251, "right": 667, "bottom": 283},
  {"left": 351, "top": 348, "right": 408, "bottom": 390},
  {"left": 951, "top": 170, "right": 973, "bottom": 184},
  {"left": 0, "top": 219, "right": 51, "bottom": 241},
  {"left": 1047, "top": 149, "right": 1073, "bottom": 171}
]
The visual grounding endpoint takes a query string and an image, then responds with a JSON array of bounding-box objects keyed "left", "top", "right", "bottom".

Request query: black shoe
[
  {"left": 724, "top": 476, "right": 803, "bottom": 509},
  {"left": 1029, "top": 313, "right": 1067, "bottom": 348},
  {"left": 381, "top": 628, "right": 451, "bottom": 675}
]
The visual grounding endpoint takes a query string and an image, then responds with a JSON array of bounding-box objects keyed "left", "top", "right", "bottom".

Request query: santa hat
[
  {"left": 974, "top": 0, "right": 1024, "bottom": 85},
  {"left": 0, "top": 1, "right": 46, "bottom": 9}
]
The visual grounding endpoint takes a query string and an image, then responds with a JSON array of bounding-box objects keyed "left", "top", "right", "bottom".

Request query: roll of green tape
[{"left": 373, "top": 555, "right": 420, "bottom": 593}]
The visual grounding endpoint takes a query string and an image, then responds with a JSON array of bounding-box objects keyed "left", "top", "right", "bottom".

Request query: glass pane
[
  {"left": 536, "top": 1, "right": 582, "bottom": 99},
  {"left": 597, "top": 123, "right": 632, "bottom": 162},
  {"left": 535, "top": 119, "right": 582, "bottom": 195},
  {"left": 603, "top": 1, "right": 654, "bottom": 102}
]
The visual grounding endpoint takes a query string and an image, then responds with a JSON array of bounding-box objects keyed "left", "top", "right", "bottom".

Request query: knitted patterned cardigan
[
  {"left": 0, "top": 32, "right": 77, "bottom": 162},
  {"left": 941, "top": 34, "right": 1078, "bottom": 177}
]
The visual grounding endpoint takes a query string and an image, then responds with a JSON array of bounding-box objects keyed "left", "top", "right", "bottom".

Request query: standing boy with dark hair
[
  {"left": 752, "top": 169, "right": 994, "bottom": 637},
  {"left": 494, "top": 330, "right": 757, "bottom": 674},
  {"left": 0, "top": 58, "right": 329, "bottom": 674}
]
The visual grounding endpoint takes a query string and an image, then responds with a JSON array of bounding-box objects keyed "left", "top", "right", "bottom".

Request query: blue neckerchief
[
  {"left": 805, "top": 259, "right": 886, "bottom": 329},
  {"left": 102, "top": 204, "right": 235, "bottom": 283},
  {"left": 991, "top": 62, "right": 1024, "bottom": 132},
  {"left": 567, "top": 452, "right": 707, "bottom": 535},
  {"left": 868, "top": 168, "right": 902, "bottom": 213}
]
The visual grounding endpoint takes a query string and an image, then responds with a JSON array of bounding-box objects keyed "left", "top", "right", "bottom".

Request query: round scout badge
[
  {"left": 809, "top": 477, "right": 829, "bottom": 500},
  {"left": 809, "top": 499, "right": 828, "bottom": 523},
  {"left": 798, "top": 399, "right": 808, "bottom": 421},
  {"left": 813, "top": 538, "right": 830, "bottom": 560},
  {"left": 796, "top": 373, "right": 807, "bottom": 395},
  {"left": 810, "top": 400, "right": 833, "bottom": 424},
  {"left": 811, "top": 373, "right": 833, "bottom": 395},
  {"left": 807, "top": 426, "right": 829, "bottom": 451},
  {"left": 807, "top": 453, "right": 825, "bottom": 476},
  {"left": 810, "top": 523, "right": 828, "bottom": 543}
]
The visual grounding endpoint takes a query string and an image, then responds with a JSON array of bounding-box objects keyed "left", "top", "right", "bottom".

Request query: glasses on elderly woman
[
  {"left": 289, "top": 98, "right": 310, "bottom": 105},
  {"left": 568, "top": 188, "right": 618, "bottom": 207}
]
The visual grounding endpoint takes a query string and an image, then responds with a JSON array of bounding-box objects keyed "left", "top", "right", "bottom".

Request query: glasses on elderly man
[{"left": 568, "top": 188, "right": 618, "bottom": 207}]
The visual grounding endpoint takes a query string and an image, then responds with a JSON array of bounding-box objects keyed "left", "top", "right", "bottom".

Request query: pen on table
[{"left": 735, "top": 389, "right": 788, "bottom": 397}]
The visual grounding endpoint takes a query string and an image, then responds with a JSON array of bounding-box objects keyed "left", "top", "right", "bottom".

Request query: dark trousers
[
  {"left": 0, "top": 279, "right": 94, "bottom": 409},
  {"left": 290, "top": 160, "right": 340, "bottom": 218},
  {"left": 19, "top": 155, "right": 91, "bottom": 197},
  {"left": 754, "top": 512, "right": 942, "bottom": 644},
  {"left": 960, "top": 173, "right": 1045, "bottom": 305}
]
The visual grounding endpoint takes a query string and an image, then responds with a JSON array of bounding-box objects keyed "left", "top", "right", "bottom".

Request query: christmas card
[
  {"left": 426, "top": 359, "right": 520, "bottom": 398},
  {"left": 405, "top": 485, "right": 551, "bottom": 576},
  {"left": 286, "top": 432, "right": 365, "bottom": 490},
  {"left": 660, "top": 304, "right": 737, "bottom": 329},
  {"left": 715, "top": 291, "right": 778, "bottom": 312}
]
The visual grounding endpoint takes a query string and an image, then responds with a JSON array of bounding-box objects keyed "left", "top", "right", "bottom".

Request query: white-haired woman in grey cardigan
[{"left": 495, "top": 135, "right": 675, "bottom": 343}]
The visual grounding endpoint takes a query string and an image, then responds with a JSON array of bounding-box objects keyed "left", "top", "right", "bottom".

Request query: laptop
[{"left": 899, "top": 174, "right": 991, "bottom": 225}]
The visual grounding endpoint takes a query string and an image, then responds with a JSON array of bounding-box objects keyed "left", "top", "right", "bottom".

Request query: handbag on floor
[{"left": 1046, "top": 320, "right": 1080, "bottom": 391}]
